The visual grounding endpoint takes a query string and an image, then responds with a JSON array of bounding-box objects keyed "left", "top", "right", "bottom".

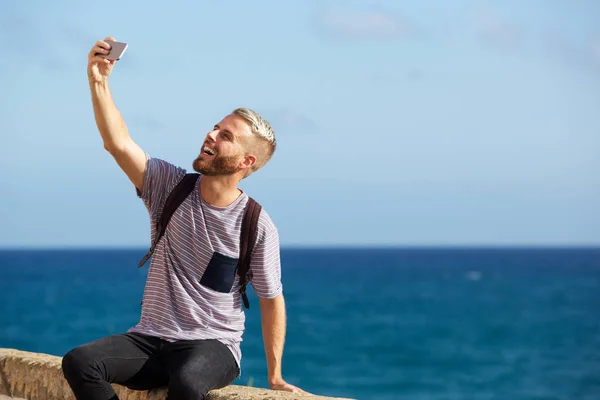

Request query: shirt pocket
[{"left": 200, "top": 252, "right": 239, "bottom": 293}]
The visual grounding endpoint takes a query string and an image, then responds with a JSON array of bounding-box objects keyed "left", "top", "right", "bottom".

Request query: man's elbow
[
  {"left": 103, "top": 140, "right": 120, "bottom": 155},
  {"left": 103, "top": 142, "right": 113, "bottom": 154},
  {"left": 103, "top": 140, "right": 130, "bottom": 159}
]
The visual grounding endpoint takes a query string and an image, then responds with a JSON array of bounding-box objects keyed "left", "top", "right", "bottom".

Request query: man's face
[{"left": 193, "top": 114, "right": 252, "bottom": 176}]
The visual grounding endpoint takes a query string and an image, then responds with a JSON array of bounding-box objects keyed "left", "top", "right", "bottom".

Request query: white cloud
[
  {"left": 317, "top": 10, "right": 411, "bottom": 40},
  {"left": 540, "top": 30, "right": 600, "bottom": 73},
  {"left": 474, "top": 6, "right": 523, "bottom": 49},
  {"left": 262, "top": 109, "right": 318, "bottom": 134}
]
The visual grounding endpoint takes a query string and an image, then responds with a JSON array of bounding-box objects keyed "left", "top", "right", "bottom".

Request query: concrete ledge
[{"left": 0, "top": 349, "right": 353, "bottom": 400}]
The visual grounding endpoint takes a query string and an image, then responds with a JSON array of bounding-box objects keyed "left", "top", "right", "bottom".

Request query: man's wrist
[{"left": 88, "top": 77, "right": 109, "bottom": 90}]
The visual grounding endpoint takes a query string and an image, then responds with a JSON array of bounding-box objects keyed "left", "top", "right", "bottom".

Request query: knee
[{"left": 61, "top": 346, "right": 97, "bottom": 382}]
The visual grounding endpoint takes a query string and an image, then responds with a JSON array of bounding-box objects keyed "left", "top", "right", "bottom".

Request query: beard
[{"left": 192, "top": 153, "right": 242, "bottom": 176}]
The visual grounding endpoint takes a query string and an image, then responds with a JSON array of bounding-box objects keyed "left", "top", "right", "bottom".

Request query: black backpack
[{"left": 137, "top": 173, "right": 261, "bottom": 309}]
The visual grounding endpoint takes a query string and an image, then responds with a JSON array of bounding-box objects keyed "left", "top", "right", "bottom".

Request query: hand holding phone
[
  {"left": 88, "top": 37, "right": 127, "bottom": 83},
  {"left": 98, "top": 41, "right": 128, "bottom": 61}
]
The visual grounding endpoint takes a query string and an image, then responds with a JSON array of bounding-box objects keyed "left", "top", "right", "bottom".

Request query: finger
[
  {"left": 283, "top": 385, "right": 300, "bottom": 393},
  {"left": 88, "top": 50, "right": 110, "bottom": 62},
  {"left": 104, "top": 36, "right": 116, "bottom": 42},
  {"left": 95, "top": 40, "right": 112, "bottom": 50},
  {"left": 91, "top": 45, "right": 110, "bottom": 55},
  {"left": 293, "top": 386, "right": 310, "bottom": 395},
  {"left": 90, "top": 56, "right": 111, "bottom": 65}
]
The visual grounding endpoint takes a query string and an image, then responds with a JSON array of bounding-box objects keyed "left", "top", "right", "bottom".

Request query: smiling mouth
[{"left": 202, "top": 145, "right": 215, "bottom": 156}]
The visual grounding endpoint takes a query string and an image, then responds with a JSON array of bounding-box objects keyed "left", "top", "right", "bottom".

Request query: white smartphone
[{"left": 100, "top": 41, "right": 128, "bottom": 61}]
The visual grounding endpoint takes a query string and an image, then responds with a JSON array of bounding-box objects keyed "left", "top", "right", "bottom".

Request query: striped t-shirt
[{"left": 127, "top": 156, "right": 283, "bottom": 370}]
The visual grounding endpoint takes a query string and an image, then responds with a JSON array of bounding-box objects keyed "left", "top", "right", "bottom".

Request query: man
[{"left": 61, "top": 37, "right": 306, "bottom": 400}]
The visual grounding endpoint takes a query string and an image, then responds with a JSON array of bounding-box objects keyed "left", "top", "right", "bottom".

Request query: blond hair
[{"left": 232, "top": 107, "right": 276, "bottom": 176}]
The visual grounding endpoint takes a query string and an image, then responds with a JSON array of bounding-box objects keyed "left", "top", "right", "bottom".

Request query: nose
[{"left": 206, "top": 129, "right": 218, "bottom": 142}]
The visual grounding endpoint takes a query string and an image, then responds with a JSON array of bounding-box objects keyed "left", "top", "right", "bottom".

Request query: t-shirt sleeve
[
  {"left": 249, "top": 214, "right": 283, "bottom": 299},
  {"left": 135, "top": 155, "right": 187, "bottom": 230}
]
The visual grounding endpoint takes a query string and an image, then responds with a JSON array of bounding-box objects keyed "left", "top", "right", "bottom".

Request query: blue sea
[{"left": 1, "top": 247, "right": 599, "bottom": 400}]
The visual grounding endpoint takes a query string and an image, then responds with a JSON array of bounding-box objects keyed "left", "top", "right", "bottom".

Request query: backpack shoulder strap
[
  {"left": 237, "top": 196, "right": 262, "bottom": 309},
  {"left": 137, "top": 173, "right": 200, "bottom": 268}
]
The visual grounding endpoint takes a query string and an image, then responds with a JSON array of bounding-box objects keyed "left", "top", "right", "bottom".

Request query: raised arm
[{"left": 88, "top": 37, "right": 147, "bottom": 191}]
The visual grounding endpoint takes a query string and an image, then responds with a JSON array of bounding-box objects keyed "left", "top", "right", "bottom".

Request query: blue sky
[{"left": 1, "top": 0, "right": 599, "bottom": 248}]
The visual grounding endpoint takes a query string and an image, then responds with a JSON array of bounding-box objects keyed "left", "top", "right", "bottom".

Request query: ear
[{"left": 239, "top": 154, "right": 257, "bottom": 170}]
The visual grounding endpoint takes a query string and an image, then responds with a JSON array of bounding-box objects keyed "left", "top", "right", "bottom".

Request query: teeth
[{"left": 203, "top": 146, "right": 215, "bottom": 155}]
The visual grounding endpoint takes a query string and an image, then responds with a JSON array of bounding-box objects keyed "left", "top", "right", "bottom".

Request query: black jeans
[{"left": 61, "top": 332, "right": 239, "bottom": 400}]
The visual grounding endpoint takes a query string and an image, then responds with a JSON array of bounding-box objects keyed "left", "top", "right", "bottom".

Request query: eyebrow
[{"left": 214, "top": 124, "right": 235, "bottom": 139}]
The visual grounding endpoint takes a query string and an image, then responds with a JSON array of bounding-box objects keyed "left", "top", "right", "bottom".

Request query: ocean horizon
[{"left": 1, "top": 246, "right": 599, "bottom": 399}]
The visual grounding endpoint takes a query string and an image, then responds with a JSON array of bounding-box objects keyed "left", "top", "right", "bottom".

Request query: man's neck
[{"left": 199, "top": 175, "right": 243, "bottom": 208}]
